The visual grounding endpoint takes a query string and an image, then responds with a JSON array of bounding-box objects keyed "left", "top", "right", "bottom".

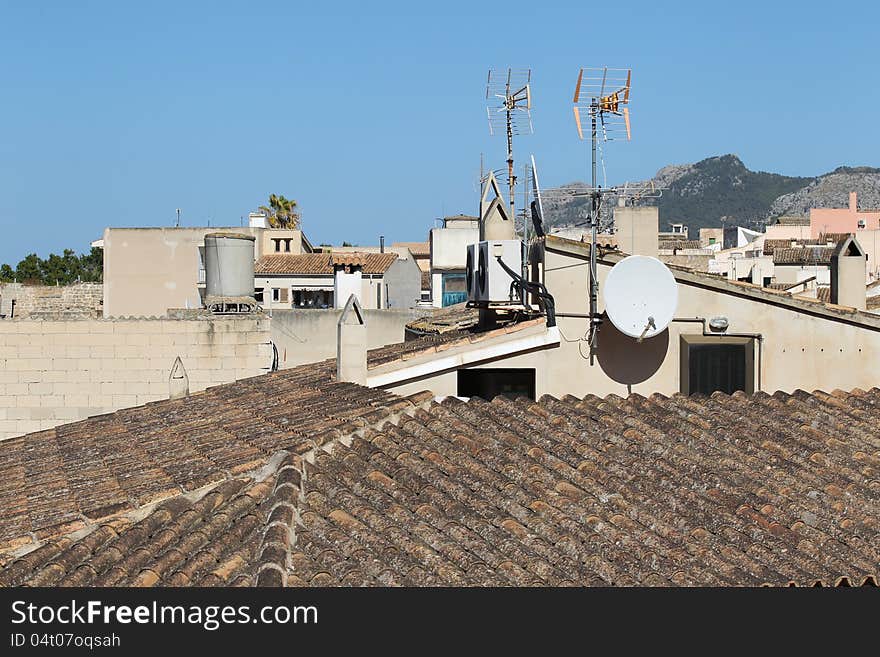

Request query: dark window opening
[
  {"left": 457, "top": 368, "right": 536, "bottom": 401},
  {"left": 272, "top": 239, "right": 281, "bottom": 252},
  {"left": 680, "top": 336, "right": 754, "bottom": 396},
  {"left": 284, "top": 239, "right": 292, "bottom": 252},
  {"left": 292, "top": 290, "right": 333, "bottom": 308}
]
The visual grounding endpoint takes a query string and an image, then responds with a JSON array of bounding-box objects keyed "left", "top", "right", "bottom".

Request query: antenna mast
[
  {"left": 487, "top": 68, "right": 532, "bottom": 220},
  {"left": 573, "top": 67, "right": 633, "bottom": 362}
]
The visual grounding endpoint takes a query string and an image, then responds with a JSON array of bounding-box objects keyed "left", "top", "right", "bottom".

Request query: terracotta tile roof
[
  {"left": 816, "top": 287, "right": 831, "bottom": 303},
  {"left": 773, "top": 247, "right": 836, "bottom": 265},
  {"left": 392, "top": 241, "right": 430, "bottom": 257},
  {"left": 763, "top": 238, "right": 823, "bottom": 255},
  {"left": 658, "top": 239, "right": 701, "bottom": 250},
  {"left": 764, "top": 235, "right": 849, "bottom": 257},
  {"left": 819, "top": 232, "right": 853, "bottom": 245},
  {"left": 775, "top": 215, "right": 810, "bottom": 226},
  {"left": 0, "top": 364, "right": 414, "bottom": 554},
  {"left": 255, "top": 252, "right": 398, "bottom": 275},
  {"left": 6, "top": 387, "right": 879, "bottom": 587},
  {"left": 404, "top": 302, "right": 479, "bottom": 336}
]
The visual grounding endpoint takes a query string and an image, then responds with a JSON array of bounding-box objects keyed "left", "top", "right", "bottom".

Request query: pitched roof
[
  {"left": 775, "top": 215, "right": 811, "bottom": 226},
  {"left": 404, "top": 302, "right": 479, "bottom": 336},
  {"left": 773, "top": 247, "right": 836, "bottom": 265},
  {"left": 763, "top": 238, "right": 823, "bottom": 255},
  {"left": 392, "top": 241, "right": 430, "bottom": 257},
  {"left": 4, "top": 386, "right": 879, "bottom": 587},
  {"left": 255, "top": 252, "right": 398, "bottom": 275},
  {"left": 658, "top": 239, "right": 702, "bottom": 250},
  {"left": 0, "top": 364, "right": 412, "bottom": 553}
]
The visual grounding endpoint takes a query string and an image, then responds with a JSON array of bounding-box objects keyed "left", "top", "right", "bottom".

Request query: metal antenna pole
[
  {"left": 522, "top": 162, "right": 529, "bottom": 306},
  {"left": 506, "top": 75, "right": 515, "bottom": 220},
  {"left": 588, "top": 107, "right": 599, "bottom": 364}
]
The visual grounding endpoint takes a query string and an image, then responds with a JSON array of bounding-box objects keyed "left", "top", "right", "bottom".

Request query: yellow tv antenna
[{"left": 573, "top": 66, "right": 633, "bottom": 362}]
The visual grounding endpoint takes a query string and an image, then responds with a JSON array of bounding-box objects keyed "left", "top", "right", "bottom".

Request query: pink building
[{"left": 810, "top": 191, "right": 880, "bottom": 238}]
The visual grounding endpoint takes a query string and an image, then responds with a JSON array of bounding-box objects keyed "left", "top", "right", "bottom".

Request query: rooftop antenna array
[
  {"left": 572, "top": 66, "right": 635, "bottom": 362},
  {"left": 486, "top": 68, "right": 532, "bottom": 220}
]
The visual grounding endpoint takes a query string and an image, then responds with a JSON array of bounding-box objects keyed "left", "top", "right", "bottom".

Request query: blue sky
[{"left": 1, "top": 0, "right": 878, "bottom": 265}]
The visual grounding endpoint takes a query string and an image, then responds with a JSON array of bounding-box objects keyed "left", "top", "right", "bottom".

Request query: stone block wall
[
  {"left": 0, "top": 282, "right": 103, "bottom": 319},
  {"left": 0, "top": 315, "right": 271, "bottom": 440}
]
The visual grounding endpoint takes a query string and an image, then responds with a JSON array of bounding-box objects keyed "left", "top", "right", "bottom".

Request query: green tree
[
  {"left": 5, "top": 248, "right": 103, "bottom": 285},
  {"left": 79, "top": 247, "right": 103, "bottom": 282},
  {"left": 258, "top": 194, "right": 301, "bottom": 229},
  {"left": 15, "top": 253, "right": 43, "bottom": 283}
]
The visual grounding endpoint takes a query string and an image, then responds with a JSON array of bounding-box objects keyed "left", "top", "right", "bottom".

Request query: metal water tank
[{"left": 204, "top": 232, "right": 256, "bottom": 299}]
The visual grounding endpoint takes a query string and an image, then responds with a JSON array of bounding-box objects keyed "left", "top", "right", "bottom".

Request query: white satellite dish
[{"left": 603, "top": 255, "right": 678, "bottom": 339}]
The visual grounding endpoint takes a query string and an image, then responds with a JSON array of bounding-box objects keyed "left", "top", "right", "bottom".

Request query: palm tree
[{"left": 258, "top": 194, "right": 301, "bottom": 229}]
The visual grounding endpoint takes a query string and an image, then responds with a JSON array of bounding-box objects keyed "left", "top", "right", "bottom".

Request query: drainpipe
[{"left": 672, "top": 317, "right": 763, "bottom": 392}]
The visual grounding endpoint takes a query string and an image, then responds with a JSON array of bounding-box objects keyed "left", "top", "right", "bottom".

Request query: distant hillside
[{"left": 543, "top": 155, "right": 880, "bottom": 235}]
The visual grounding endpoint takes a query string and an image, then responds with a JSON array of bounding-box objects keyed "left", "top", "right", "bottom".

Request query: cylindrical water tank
[{"left": 204, "top": 232, "right": 256, "bottom": 299}]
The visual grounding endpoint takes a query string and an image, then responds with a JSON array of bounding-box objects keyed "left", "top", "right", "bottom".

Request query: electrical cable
[{"left": 495, "top": 256, "right": 556, "bottom": 327}]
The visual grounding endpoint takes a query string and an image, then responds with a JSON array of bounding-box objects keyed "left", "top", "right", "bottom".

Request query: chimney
[
  {"left": 169, "top": 356, "right": 189, "bottom": 399},
  {"left": 614, "top": 206, "right": 659, "bottom": 258},
  {"left": 849, "top": 191, "right": 858, "bottom": 212},
  {"left": 830, "top": 236, "right": 866, "bottom": 310},
  {"left": 337, "top": 294, "right": 367, "bottom": 384},
  {"left": 333, "top": 262, "right": 362, "bottom": 309},
  {"left": 380, "top": 235, "right": 385, "bottom": 253}
]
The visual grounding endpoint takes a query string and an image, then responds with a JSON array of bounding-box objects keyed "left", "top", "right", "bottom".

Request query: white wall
[{"left": 430, "top": 225, "right": 479, "bottom": 270}]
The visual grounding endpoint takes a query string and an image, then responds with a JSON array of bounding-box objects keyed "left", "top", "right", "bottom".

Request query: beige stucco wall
[
  {"left": 384, "top": 242, "right": 880, "bottom": 399},
  {"left": 270, "top": 308, "right": 424, "bottom": 369},
  {"left": 103, "top": 227, "right": 304, "bottom": 318},
  {"left": 615, "top": 206, "right": 659, "bottom": 258},
  {"left": 764, "top": 224, "right": 811, "bottom": 241},
  {"left": 0, "top": 316, "right": 271, "bottom": 440}
]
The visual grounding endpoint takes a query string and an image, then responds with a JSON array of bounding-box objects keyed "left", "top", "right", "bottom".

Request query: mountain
[{"left": 542, "top": 155, "right": 880, "bottom": 235}]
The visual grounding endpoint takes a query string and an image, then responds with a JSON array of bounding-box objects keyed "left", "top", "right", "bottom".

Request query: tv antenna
[
  {"left": 486, "top": 68, "right": 532, "bottom": 220},
  {"left": 572, "top": 66, "right": 633, "bottom": 361}
]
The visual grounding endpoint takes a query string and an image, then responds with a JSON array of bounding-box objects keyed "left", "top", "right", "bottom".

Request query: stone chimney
[
  {"left": 337, "top": 294, "right": 367, "bottom": 384},
  {"left": 614, "top": 206, "right": 659, "bottom": 259},
  {"left": 830, "top": 236, "right": 866, "bottom": 310},
  {"left": 849, "top": 191, "right": 858, "bottom": 212}
]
